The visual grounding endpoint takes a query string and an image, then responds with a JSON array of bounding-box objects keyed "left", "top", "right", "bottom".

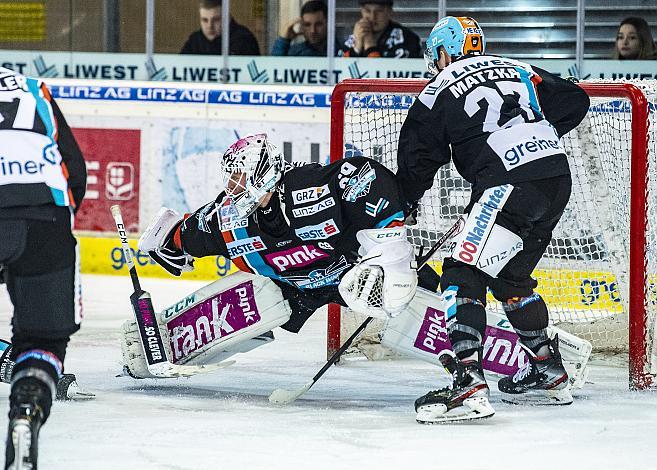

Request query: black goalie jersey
[
  {"left": 179, "top": 156, "right": 405, "bottom": 291},
  {"left": 396, "top": 55, "right": 590, "bottom": 205}
]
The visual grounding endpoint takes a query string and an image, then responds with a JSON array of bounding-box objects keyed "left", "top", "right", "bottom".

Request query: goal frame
[{"left": 327, "top": 78, "right": 651, "bottom": 390}]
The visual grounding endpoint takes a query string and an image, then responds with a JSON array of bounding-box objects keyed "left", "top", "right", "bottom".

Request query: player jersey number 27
[{"left": 463, "top": 67, "right": 565, "bottom": 172}]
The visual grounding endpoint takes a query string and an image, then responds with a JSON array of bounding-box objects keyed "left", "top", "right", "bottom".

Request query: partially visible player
[
  {"left": 396, "top": 17, "right": 590, "bottom": 422},
  {"left": 126, "top": 134, "right": 419, "bottom": 377},
  {"left": 0, "top": 67, "right": 86, "bottom": 466}
]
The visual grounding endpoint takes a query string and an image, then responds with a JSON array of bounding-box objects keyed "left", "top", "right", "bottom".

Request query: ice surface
[{"left": 0, "top": 274, "right": 656, "bottom": 470}]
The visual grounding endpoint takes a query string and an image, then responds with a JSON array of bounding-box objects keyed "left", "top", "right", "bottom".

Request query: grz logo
[
  {"left": 105, "top": 163, "right": 134, "bottom": 200},
  {"left": 291, "top": 184, "right": 330, "bottom": 205},
  {"left": 365, "top": 198, "right": 389, "bottom": 217},
  {"left": 226, "top": 236, "right": 267, "bottom": 257},
  {"left": 295, "top": 219, "right": 340, "bottom": 240},
  {"left": 265, "top": 245, "right": 329, "bottom": 272}
]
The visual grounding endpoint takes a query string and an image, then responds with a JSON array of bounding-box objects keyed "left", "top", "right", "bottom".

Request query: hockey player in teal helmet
[{"left": 424, "top": 16, "right": 485, "bottom": 74}]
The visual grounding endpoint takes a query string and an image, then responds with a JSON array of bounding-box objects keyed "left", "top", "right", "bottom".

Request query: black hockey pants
[{"left": 0, "top": 206, "right": 81, "bottom": 382}]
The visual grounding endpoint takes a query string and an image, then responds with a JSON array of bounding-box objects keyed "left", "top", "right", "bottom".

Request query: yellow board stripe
[{"left": 78, "top": 236, "right": 237, "bottom": 281}]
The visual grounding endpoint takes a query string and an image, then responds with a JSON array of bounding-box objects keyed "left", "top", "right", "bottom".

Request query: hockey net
[{"left": 328, "top": 78, "right": 657, "bottom": 390}]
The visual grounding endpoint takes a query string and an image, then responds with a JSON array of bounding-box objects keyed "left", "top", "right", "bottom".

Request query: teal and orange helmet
[{"left": 425, "top": 16, "right": 486, "bottom": 74}]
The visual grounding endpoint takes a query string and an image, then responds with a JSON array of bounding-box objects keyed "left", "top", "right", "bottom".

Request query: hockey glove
[
  {"left": 139, "top": 207, "right": 194, "bottom": 276},
  {"left": 339, "top": 226, "right": 417, "bottom": 319}
]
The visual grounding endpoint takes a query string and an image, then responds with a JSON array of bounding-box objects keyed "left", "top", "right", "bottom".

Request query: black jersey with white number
[
  {"left": 0, "top": 68, "right": 86, "bottom": 219},
  {"left": 179, "top": 156, "right": 405, "bottom": 291},
  {"left": 396, "top": 55, "right": 590, "bottom": 205}
]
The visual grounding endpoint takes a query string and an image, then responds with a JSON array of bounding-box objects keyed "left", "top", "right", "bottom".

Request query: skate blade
[
  {"left": 501, "top": 387, "right": 573, "bottom": 406},
  {"left": 9, "top": 420, "right": 33, "bottom": 470},
  {"left": 416, "top": 396, "right": 495, "bottom": 424},
  {"left": 65, "top": 381, "right": 96, "bottom": 401}
]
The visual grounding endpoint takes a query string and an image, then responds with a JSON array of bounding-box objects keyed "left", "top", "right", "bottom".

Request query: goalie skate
[
  {"left": 415, "top": 353, "right": 494, "bottom": 424},
  {"left": 498, "top": 335, "right": 573, "bottom": 406}
]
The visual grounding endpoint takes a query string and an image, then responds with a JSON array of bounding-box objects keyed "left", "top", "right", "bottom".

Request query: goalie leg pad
[
  {"left": 380, "top": 289, "right": 591, "bottom": 390},
  {"left": 121, "top": 272, "right": 291, "bottom": 378}
]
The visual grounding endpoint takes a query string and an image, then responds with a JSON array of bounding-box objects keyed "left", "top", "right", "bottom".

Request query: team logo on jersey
[
  {"left": 338, "top": 161, "right": 358, "bottom": 189},
  {"left": 365, "top": 198, "right": 389, "bottom": 217},
  {"left": 226, "top": 236, "right": 267, "bottom": 258},
  {"left": 291, "top": 184, "right": 330, "bottom": 205},
  {"left": 276, "top": 240, "right": 293, "bottom": 247},
  {"left": 318, "top": 242, "right": 333, "bottom": 250},
  {"left": 265, "top": 245, "right": 329, "bottom": 272},
  {"left": 294, "top": 219, "right": 340, "bottom": 240},
  {"left": 285, "top": 256, "right": 350, "bottom": 289},
  {"left": 343, "top": 163, "right": 376, "bottom": 202},
  {"left": 291, "top": 197, "right": 335, "bottom": 218}
]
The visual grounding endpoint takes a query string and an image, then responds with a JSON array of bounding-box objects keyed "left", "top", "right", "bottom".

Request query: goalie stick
[
  {"left": 110, "top": 205, "right": 230, "bottom": 378},
  {"left": 269, "top": 218, "right": 463, "bottom": 405}
]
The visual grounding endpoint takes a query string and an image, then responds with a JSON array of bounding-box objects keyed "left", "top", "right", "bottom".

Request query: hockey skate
[
  {"left": 5, "top": 379, "right": 49, "bottom": 470},
  {"left": 415, "top": 352, "right": 495, "bottom": 424},
  {"left": 498, "top": 335, "right": 573, "bottom": 405}
]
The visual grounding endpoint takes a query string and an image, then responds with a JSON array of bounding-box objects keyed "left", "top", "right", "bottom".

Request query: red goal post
[{"left": 327, "top": 78, "right": 653, "bottom": 390}]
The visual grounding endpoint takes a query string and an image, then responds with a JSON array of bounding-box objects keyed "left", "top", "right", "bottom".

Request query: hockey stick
[
  {"left": 110, "top": 205, "right": 229, "bottom": 378},
  {"left": 269, "top": 316, "right": 374, "bottom": 405},
  {"left": 269, "top": 218, "right": 464, "bottom": 405}
]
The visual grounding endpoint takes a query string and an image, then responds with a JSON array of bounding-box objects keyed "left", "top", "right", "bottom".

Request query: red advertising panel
[{"left": 72, "top": 128, "right": 141, "bottom": 232}]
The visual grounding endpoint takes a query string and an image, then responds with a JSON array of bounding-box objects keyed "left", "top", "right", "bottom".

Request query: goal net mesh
[{"left": 333, "top": 79, "right": 657, "bottom": 381}]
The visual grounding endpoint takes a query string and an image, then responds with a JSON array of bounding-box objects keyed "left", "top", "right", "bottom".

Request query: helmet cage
[{"left": 220, "top": 134, "right": 283, "bottom": 219}]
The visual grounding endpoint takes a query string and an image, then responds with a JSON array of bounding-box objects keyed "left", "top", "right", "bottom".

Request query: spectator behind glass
[
  {"left": 340, "top": 0, "right": 421, "bottom": 58},
  {"left": 613, "top": 17, "right": 657, "bottom": 60},
  {"left": 271, "top": 0, "right": 340, "bottom": 56},
  {"left": 181, "top": 0, "right": 260, "bottom": 55}
]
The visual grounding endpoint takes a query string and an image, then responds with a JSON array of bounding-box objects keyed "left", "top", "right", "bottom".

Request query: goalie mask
[
  {"left": 425, "top": 16, "right": 485, "bottom": 75},
  {"left": 220, "top": 134, "right": 284, "bottom": 219}
]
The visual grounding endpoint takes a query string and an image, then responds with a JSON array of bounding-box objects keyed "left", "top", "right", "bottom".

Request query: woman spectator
[{"left": 613, "top": 17, "right": 657, "bottom": 60}]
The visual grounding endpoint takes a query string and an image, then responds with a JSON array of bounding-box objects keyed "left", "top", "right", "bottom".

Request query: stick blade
[{"left": 269, "top": 382, "right": 312, "bottom": 406}]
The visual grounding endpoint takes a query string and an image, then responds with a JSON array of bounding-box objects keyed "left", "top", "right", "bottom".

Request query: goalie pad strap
[
  {"left": 502, "top": 293, "right": 541, "bottom": 312},
  {"left": 456, "top": 297, "right": 485, "bottom": 308},
  {"left": 452, "top": 340, "right": 481, "bottom": 355},
  {"left": 448, "top": 323, "right": 483, "bottom": 342}
]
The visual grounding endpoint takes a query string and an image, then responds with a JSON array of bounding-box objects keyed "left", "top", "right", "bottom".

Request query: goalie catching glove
[
  {"left": 339, "top": 226, "right": 417, "bottom": 319},
  {"left": 138, "top": 207, "right": 195, "bottom": 276}
]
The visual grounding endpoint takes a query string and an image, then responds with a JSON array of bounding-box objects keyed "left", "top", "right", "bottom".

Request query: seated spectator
[
  {"left": 340, "top": 0, "right": 421, "bottom": 58},
  {"left": 271, "top": 0, "right": 340, "bottom": 56},
  {"left": 181, "top": 0, "right": 260, "bottom": 56},
  {"left": 613, "top": 17, "right": 657, "bottom": 60}
]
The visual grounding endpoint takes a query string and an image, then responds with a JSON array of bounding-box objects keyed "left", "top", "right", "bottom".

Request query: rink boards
[{"left": 78, "top": 235, "right": 630, "bottom": 317}]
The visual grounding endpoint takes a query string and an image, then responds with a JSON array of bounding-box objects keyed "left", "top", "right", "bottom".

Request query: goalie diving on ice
[
  {"left": 123, "top": 133, "right": 420, "bottom": 379},
  {"left": 123, "top": 133, "right": 592, "bottom": 424}
]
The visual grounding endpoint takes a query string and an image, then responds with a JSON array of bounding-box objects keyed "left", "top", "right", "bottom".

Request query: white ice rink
[{"left": 1, "top": 274, "right": 656, "bottom": 470}]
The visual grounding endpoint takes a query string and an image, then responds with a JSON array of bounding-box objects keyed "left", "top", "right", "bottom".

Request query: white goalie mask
[{"left": 220, "top": 134, "right": 284, "bottom": 220}]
